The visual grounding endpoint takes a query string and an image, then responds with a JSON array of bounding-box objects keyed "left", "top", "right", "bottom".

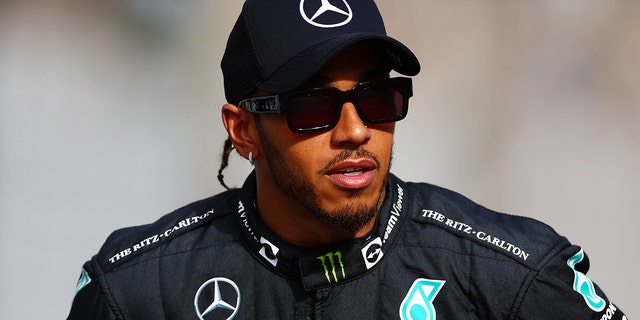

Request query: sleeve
[
  {"left": 67, "top": 261, "right": 119, "bottom": 320},
  {"left": 516, "top": 245, "right": 626, "bottom": 320}
]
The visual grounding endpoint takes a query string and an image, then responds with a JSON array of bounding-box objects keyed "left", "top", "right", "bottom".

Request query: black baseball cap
[{"left": 221, "top": 0, "right": 421, "bottom": 104}]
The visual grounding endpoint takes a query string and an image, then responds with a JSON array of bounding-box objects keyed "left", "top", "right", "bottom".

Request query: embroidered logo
[
  {"left": 317, "top": 251, "right": 345, "bottom": 283},
  {"left": 361, "top": 237, "right": 384, "bottom": 269},
  {"left": 399, "top": 278, "right": 445, "bottom": 320},
  {"left": 194, "top": 277, "right": 241, "bottom": 320},
  {"left": 74, "top": 268, "right": 92, "bottom": 294},
  {"left": 258, "top": 237, "right": 279, "bottom": 267},
  {"left": 567, "top": 249, "right": 606, "bottom": 312},
  {"left": 299, "top": 0, "right": 353, "bottom": 28}
]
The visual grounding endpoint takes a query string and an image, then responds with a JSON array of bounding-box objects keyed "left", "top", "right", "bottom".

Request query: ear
[{"left": 222, "top": 103, "right": 259, "bottom": 161}]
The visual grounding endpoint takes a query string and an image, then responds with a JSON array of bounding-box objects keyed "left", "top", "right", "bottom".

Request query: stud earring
[{"left": 248, "top": 151, "right": 254, "bottom": 165}]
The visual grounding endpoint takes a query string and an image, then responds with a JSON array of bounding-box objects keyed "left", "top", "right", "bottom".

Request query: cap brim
[{"left": 257, "top": 33, "right": 420, "bottom": 94}]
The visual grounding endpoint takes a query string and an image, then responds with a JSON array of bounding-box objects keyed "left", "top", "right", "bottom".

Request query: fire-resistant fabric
[{"left": 67, "top": 172, "right": 626, "bottom": 320}]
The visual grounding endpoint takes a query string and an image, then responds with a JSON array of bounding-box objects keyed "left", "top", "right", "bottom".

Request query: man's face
[{"left": 255, "top": 42, "right": 396, "bottom": 234}]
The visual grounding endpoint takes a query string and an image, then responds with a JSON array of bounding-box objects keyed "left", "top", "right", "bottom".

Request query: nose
[{"left": 330, "top": 102, "right": 371, "bottom": 148}]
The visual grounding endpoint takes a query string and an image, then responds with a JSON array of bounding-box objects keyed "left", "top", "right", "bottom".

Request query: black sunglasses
[{"left": 238, "top": 77, "right": 413, "bottom": 133}]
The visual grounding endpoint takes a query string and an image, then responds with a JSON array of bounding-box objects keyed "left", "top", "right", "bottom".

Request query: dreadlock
[{"left": 217, "top": 136, "right": 235, "bottom": 190}]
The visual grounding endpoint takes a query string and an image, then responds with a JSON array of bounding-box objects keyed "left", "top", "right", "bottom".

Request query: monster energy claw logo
[{"left": 317, "top": 251, "right": 345, "bottom": 283}]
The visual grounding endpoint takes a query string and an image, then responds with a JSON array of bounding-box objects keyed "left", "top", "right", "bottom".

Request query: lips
[{"left": 326, "top": 159, "right": 377, "bottom": 190}]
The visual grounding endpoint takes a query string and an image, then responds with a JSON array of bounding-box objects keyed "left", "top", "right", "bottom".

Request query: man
[{"left": 68, "top": 0, "right": 626, "bottom": 319}]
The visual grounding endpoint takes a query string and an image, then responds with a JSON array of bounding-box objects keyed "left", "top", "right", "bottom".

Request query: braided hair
[{"left": 217, "top": 136, "right": 235, "bottom": 190}]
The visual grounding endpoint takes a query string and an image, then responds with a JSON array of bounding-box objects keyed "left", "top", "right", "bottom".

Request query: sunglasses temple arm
[{"left": 238, "top": 96, "right": 282, "bottom": 114}]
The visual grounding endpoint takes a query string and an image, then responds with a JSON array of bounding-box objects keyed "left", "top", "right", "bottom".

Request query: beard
[{"left": 255, "top": 121, "right": 391, "bottom": 235}]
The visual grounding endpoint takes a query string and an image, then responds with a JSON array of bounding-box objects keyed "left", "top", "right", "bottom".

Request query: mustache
[{"left": 320, "top": 149, "right": 381, "bottom": 173}]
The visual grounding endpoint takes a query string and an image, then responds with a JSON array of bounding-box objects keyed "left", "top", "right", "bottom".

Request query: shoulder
[
  {"left": 90, "top": 189, "right": 241, "bottom": 274},
  {"left": 390, "top": 176, "right": 627, "bottom": 319},
  {"left": 395, "top": 176, "right": 569, "bottom": 269}
]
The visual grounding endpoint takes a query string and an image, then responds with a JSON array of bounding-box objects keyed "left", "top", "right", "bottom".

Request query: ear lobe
[{"left": 222, "top": 103, "right": 258, "bottom": 160}]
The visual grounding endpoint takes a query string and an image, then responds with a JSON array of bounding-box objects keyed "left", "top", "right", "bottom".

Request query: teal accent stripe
[
  {"left": 567, "top": 249, "right": 606, "bottom": 312},
  {"left": 75, "top": 268, "right": 92, "bottom": 294}
]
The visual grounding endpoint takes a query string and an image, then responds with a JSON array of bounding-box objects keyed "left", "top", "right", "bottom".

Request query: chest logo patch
[
  {"left": 400, "top": 278, "right": 445, "bottom": 320},
  {"left": 194, "top": 277, "right": 241, "bottom": 320}
]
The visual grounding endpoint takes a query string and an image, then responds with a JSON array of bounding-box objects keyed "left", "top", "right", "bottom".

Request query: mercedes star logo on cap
[{"left": 299, "top": 0, "right": 353, "bottom": 28}]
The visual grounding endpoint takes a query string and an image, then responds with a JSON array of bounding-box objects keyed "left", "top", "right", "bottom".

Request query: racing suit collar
[{"left": 234, "top": 171, "right": 409, "bottom": 291}]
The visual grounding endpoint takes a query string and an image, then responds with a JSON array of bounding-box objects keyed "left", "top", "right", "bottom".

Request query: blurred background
[{"left": 1, "top": 0, "right": 638, "bottom": 318}]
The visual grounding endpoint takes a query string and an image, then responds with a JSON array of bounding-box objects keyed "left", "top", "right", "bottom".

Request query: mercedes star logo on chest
[{"left": 194, "top": 277, "right": 241, "bottom": 320}]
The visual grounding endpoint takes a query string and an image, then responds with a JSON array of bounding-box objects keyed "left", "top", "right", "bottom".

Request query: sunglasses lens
[
  {"left": 358, "top": 84, "right": 406, "bottom": 122},
  {"left": 282, "top": 78, "right": 410, "bottom": 132},
  {"left": 288, "top": 93, "right": 339, "bottom": 132}
]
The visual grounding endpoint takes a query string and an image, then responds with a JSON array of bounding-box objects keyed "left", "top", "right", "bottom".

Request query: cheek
[
  {"left": 259, "top": 115, "right": 328, "bottom": 168},
  {"left": 370, "top": 124, "right": 396, "bottom": 151},
  {"left": 283, "top": 135, "right": 331, "bottom": 170}
]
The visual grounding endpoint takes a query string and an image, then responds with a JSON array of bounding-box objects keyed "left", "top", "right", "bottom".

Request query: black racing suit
[{"left": 68, "top": 173, "right": 626, "bottom": 319}]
